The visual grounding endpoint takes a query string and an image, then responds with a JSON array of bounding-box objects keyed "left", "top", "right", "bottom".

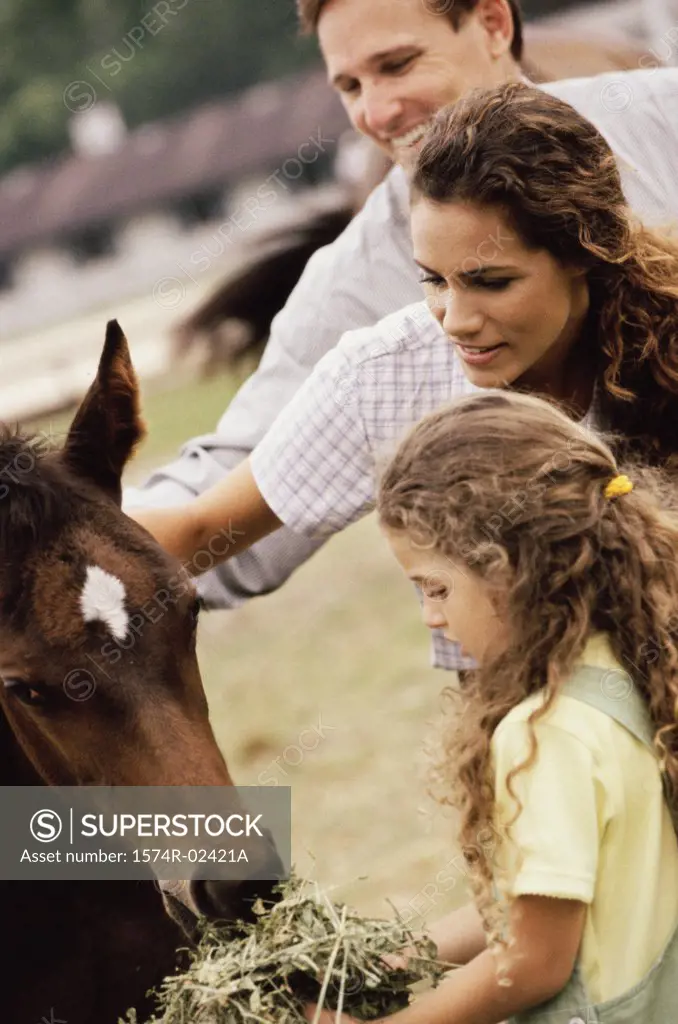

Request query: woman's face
[{"left": 411, "top": 198, "right": 591, "bottom": 397}]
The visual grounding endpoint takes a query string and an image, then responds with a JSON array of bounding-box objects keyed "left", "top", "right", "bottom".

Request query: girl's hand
[
  {"left": 381, "top": 945, "right": 418, "bottom": 971},
  {"left": 303, "top": 1004, "right": 370, "bottom": 1023}
]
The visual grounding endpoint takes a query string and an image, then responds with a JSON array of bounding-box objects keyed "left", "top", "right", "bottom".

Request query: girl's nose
[{"left": 422, "top": 597, "right": 447, "bottom": 631}]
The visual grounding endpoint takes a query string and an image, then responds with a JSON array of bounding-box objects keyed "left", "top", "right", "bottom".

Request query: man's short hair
[{"left": 297, "top": 0, "right": 524, "bottom": 62}]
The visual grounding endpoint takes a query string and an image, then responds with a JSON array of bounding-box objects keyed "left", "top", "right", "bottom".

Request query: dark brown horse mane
[
  {"left": 0, "top": 425, "right": 116, "bottom": 628},
  {"left": 0, "top": 427, "right": 74, "bottom": 559}
]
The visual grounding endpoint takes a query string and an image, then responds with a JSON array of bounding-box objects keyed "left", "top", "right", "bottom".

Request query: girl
[
  {"left": 309, "top": 389, "right": 678, "bottom": 1023},
  {"left": 131, "top": 83, "right": 678, "bottom": 680}
]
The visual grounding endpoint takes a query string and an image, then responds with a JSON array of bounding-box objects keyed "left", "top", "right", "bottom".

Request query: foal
[{"left": 0, "top": 321, "right": 279, "bottom": 1024}]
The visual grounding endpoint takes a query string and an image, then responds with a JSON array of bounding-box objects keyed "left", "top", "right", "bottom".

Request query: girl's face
[
  {"left": 411, "top": 198, "right": 591, "bottom": 399},
  {"left": 384, "top": 528, "right": 508, "bottom": 665}
]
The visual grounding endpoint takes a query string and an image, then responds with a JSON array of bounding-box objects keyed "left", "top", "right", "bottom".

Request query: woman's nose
[{"left": 433, "top": 290, "right": 484, "bottom": 340}]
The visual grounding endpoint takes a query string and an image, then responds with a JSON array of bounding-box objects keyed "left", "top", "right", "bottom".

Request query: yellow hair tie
[{"left": 604, "top": 474, "right": 634, "bottom": 499}]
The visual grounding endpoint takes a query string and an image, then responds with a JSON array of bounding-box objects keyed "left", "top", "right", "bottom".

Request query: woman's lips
[{"left": 455, "top": 342, "right": 507, "bottom": 367}]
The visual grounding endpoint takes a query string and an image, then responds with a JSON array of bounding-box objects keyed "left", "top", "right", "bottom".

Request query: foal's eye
[{"left": 4, "top": 679, "right": 49, "bottom": 707}]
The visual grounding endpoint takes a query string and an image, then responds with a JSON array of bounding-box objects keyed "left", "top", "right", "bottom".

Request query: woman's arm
[
  {"left": 307, "top": 895, "right": 586, "bottom": 1024},
  {"left": 129, "top": 459, "right": 282, "bottom": 573}
]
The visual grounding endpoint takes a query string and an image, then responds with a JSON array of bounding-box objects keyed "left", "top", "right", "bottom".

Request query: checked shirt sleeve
[{"left": 250, "top": 338, "right": 375, "bottom": 539}]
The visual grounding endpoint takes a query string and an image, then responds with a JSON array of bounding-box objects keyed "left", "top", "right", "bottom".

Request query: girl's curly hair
[
  {"left": 411, "top": 82, "right": 678, "bottom": 471},
  {"left": 377, "top": 390, "right": 678, "bottom": 947}
]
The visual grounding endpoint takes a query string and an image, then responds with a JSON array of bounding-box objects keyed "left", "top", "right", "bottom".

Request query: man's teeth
[{"left": 392, "top": 123, "right": 430, "bottom": 148}]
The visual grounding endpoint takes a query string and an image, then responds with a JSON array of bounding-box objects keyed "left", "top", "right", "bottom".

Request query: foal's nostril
[
  {"left": 191, "top": 874, "right": 282, "bottom": 922},
  {"left": 189, "top": 830, "right": 285, "bottom": 922}
]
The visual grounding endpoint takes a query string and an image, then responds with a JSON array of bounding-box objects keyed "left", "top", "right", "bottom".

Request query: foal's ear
[{"left": 62, "top": 320, "right": 146, "bottom": 505}]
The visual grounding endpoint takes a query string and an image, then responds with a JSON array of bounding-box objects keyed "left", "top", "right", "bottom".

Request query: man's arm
[
  {"left": 124, "top": 166, "right": 422, "bottom": 605},
  {"left": 131, "top": 460, "right": 281, "bottom": 572},
  {"left": 129, "top": 310, "right": 390, "bottom": 572}
]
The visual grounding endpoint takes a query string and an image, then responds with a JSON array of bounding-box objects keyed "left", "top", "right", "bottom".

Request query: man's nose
[{"left": 357, "top": 83, "right": 405, "bottom": 138}]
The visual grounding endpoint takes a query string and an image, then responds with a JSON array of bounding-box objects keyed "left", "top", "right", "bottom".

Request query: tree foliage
[{"left": 0, "top": 0, "right": 318, "bottom": 175}]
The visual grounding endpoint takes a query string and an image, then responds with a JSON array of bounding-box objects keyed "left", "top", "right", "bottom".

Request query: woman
[{"left": 409, "top": 80, "right": 678, "bottom": 468}]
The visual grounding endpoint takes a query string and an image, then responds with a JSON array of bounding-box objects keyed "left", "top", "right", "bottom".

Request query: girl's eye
[{"left": 4, "top": 679, "right": 49, "bottom": 707}]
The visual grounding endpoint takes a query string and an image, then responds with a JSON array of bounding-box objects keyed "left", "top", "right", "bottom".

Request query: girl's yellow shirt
[{"left": 491, "top": 633, "right": 678, "bottom": 1003}]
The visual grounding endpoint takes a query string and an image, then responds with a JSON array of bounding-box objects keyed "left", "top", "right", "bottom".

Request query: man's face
[{"left": 319, "top": 0, "right": 516, "bottom": 170}]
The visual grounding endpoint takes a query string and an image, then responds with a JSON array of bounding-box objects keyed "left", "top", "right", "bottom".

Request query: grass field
[{"left": 30, "top": 362, "right": 470, "bottom": 929}]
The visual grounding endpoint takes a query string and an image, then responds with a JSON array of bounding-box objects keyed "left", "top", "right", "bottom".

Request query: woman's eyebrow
[
  {"left": 458, "top": 265, "right": 515, "bottom": 282},
  {"left": 415, "top": 261, "right": 517, "bottom": 279}
]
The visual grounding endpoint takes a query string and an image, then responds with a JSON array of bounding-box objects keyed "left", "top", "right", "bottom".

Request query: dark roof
[{"left": 0, "top": 66, "right": 349, "bottom": 258}]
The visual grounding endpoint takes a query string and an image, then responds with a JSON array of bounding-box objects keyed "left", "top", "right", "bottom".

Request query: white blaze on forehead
[{"left": 79, "top": 565, "right": 129, "bottom": 641}]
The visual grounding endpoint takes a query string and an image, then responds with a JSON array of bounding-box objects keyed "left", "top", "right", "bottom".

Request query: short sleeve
[
  {"left": 249, "top": 339, "right": 374, "bottom": 539},
  {"left": 491, "top": 719, "right": 602, "bottom": 904}
]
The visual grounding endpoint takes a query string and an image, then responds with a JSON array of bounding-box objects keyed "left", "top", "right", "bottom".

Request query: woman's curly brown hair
[
  {"left": 411, "top": 81, "right": 678, "bottom": 471},
  {"left": 377, "top": 390, "right": 678, "bottom": 948}
]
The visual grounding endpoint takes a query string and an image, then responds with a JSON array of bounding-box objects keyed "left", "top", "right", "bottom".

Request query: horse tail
[{"left": 172, "top": 204, "right": 355, "bottom": 371}]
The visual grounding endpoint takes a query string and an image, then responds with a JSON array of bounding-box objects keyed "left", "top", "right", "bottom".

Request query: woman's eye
[
  {"left": 472, "top": 277, "right": 513, "bottom": 291},
  {"left": 419, "top": 273, "right": 445, "bottom": 287},
  {"left": 4, "top": 680, "right": 49, "bottom": 707}
]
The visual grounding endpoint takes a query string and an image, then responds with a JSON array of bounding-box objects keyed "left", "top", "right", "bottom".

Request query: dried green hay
[{"left": 123, "top": 873, "right": 448, "bottom": 1023}]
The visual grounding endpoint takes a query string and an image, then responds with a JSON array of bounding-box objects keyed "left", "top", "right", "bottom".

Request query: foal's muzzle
[{"left": 158, "top": 828, "right": 284, "bottom": 927}]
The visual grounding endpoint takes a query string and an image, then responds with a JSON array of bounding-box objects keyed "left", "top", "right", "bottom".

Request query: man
[{"left": 127, "top": 0, "right": 678, "bottom": 667}]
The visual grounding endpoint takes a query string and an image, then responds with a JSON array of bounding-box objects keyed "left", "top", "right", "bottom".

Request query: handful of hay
[{"left": 124, "top": 874, "right": 448, "bottom": 1023}]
